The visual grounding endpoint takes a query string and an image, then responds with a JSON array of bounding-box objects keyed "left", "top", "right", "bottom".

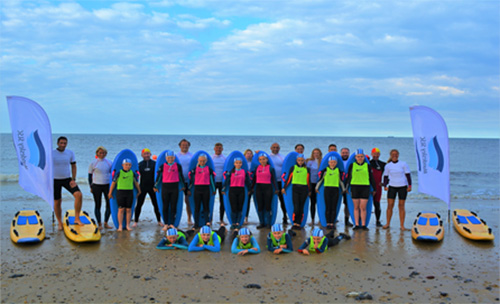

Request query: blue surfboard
[
  {"left": 346, "top": 153, "right": 373, "bottom": 227},
  {"left": 250, "top": 151, "right": 278, "bottom": 226},
  {"left": 109, "top": 149, "right": 139, "bottom": 229},
  {"left": 282, "top": 152, "right": 309, "bottom": 227},
  {"left": 154, "top": 150, "right": 184, "bottom": 227},
  {"left": 188, "top": 151, "right": 215, "bottom": 226},
  {"left": 316, "top": 152, "right": 345, "bottom": 227},
  {"left": 222, "top": 151, "right": 250, "bottom": 226}
]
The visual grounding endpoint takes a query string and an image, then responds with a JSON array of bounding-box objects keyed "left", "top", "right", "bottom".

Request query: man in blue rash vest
[
  {"left": 212, "top": 143, "right": 227, "bottom": 224},
  {"left": 297, "top": 228, "right": 351, "bottom": 255},
  {"left": 340, "top": 147, "right": 353, "bottom": 227},
  {"left": 267, "top": 224, "right": 293, "bottom": 254},
  {"left": 188, "top": 225, "right": 226, "bottom": 252},
  {"left": 156, "top": 228, "right": 190, "bottom": 250},
  {"left": 269, "top": 143, "right": 288, "bottom": 224},
  {"left": 176, "top": 139, "right": 193, "bottom": 225},
  {"left": 231, "top": 228, "right": 260, "bottom": 255},
  {"left": 133, "top": 148, "right": 162, "bottom": 228}
]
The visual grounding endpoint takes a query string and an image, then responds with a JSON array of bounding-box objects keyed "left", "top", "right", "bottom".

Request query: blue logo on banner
[
  {"left": 27, "top": 130, "right": 46, "bottom": 170},
  {"left": 415, "top": 140, "right": 422, "bottom": 172},
  {"left": 428, "top": 136, "right": 444, "bottom": 172}
]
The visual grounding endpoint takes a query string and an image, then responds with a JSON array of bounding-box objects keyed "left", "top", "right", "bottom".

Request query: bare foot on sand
[
  {"left": 104, "top": 223, "right": 113, "bottom": 229},
  {"left": 58, "top": 224, "right": 63, "bottom": 231},
  {"left": 244, "top": 217, "right": 249, "bottom": 225},
  {"left": 99, "top": 224, "right": 103, "bottom": 230},
  {"left": 383, "top": 224, "right": 390, "bottom": 229},
  {"left": 401, "top": 227, "right": 410, "bottom": 231},
  {"left": 117, "top": 228, "right": 123, "bottom": 232},
  {"left": 157, "top": 222, "right": 163, "bottom": 227},
  {"left": 126, "top": 226, "right": 133, "bottom": 231},
  {"left": 132, "top": 222, "right": 138, "bottom": 228}
]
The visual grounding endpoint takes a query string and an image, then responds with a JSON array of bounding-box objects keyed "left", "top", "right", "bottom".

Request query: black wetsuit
[{"left": 135, "top": 159, "right": 162, "bottom": 223}]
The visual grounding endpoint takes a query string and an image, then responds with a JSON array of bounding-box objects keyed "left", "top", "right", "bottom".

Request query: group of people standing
[{"left": 53, "top": 137, "right": 413, "bottom": 234}]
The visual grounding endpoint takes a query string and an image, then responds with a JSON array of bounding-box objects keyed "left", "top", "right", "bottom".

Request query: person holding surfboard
[
  {"left": 134, "top": 148, "right": 162, "bottom": 228},
  {"left": 316, "top": 156, "right": 346, "bottom": 229},
  {"left": 156, "top": 228, "right": 189, "bottom": 250},
  {"left": 188, "top": 154, "right": 216, "bottom": 228},
  {"left": 345, "top": 149, "right": 376, "bottom": 231},
  {"left": 269, "top": 143, "right": 288, "bottom": 225},
  {"left": 212, "top": 143, "right": 227, "bottom": 224},
  {"left": 88, "top": 146, "right": 113, "bottom": 230},
  {"left": 176, "top": 139, "right": 193, "bottom": 225},
  {"left": 154, "top": 151, "right": 186, "bottom": 231},
  {"left": 108, "top": 159, "right": 141, "bottom": 231},
  {"left": 222, "top": 157, "right": 252, "bottom": 229},
  {"left": 282, "top": 154, "right": 311, "bottom": 230},
  {"left": 243, "top": 149, "right": 254, "bottom": 225},
  {"left": 306, "top": 148, "right": 322, "bottom": 225},
  {"left": 370, "top": 148, "right": 386, "bottom": 227},
  {"left": 267, "top": 224, "right": 293, "bottom": 254},
  {"left": 188, "top": 225, "right": 226, "bottom": 252},
  {"left": 251, "top": 153, "right": 279, "bottom": 229},
  {"left": 53, "top": 136, "right": 84, "bottom": 230},
  {"left": 231, "top": 227, "right": 260, "bottom": 255},
  {"left": 297, "top": 228, "right": 351, "bottom": 255},
  {"left": 382, "top": 149, "right": 412, "bottom": 231},
  {"left": 340, "top": 148, "right": 353, "bottom": 227}
]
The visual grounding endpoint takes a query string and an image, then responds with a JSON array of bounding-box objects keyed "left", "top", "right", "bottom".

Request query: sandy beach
[{"left": 2, "top": 197, "right": 499, "bottom": 303}]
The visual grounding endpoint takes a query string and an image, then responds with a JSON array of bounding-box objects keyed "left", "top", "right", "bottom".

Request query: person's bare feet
[
  {"left": 74, "top": 219, "right": 84, "bottom": 226},
  {"left": 117, "top": 228, "right": 123, "bottom": 232},
  {"left": 400, "top": 227, "right": 410, "bottom": 231},
  {"left": 126, "top": 226, "right": 133, "bottom": 231},
  {"left": 58, "top": 224, "right": 63, "bottom": 231},
  {"left": 104, "top": 223, "right": 113, "bottom": 229},
  {"left": 157, "top": 222, "right": 163, "bottom": 227},
  {"left": 244, "top": 217, "right": 249, "bottom": 225},
  {"left": 99, "top": 224, "right": 103, "bottom": 230},
  {"left": 162, "top": 225, "right": 168, "bottom": 231},
  {"left": 383, "top": 224, "right": 390, "bottom": 229},
  {"left": 187, "top": 218, "right": 193, "bottom": 225},
  {"left": 132, "top": 222, "right": 138, "bottom": 228}
]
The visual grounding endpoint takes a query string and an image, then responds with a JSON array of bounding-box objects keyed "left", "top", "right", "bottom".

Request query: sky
[{"left": 0, "top": 0, "right": 499, "bottom": 138}]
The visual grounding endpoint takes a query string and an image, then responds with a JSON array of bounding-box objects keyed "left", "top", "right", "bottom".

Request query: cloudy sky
[{"left": 0, "top": 0, "right": 498, "bottom": 138}]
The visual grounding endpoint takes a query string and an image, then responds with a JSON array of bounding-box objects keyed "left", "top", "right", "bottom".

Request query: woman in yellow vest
[
  {"left": 345, "top": 149, "right": 376, "bottom": 230},
  {"left": 282, "top": 154, "right": 311, "bottom": 230},
  {"left": 316, "top": 156, "right": 346, "bottom": 230}
]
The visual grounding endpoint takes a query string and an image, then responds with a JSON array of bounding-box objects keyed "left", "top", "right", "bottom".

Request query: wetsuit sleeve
[
  {"left": 367, "top": 163, "right": 376, "bottom": 190},
  {"left": 345, "top": 164, "right": 353, "bottom": 188},
  {"left": 209, "top": 167, "right": 216, "bottom": 193},
  {"left": 222, "top": 171, "right": 231, "bottom": 193},
  {"left": 156, "top": 238, "right": 175, "bottom": 250},
  {"left": 177, "top": 236, "right": 189, "bottom": 247},
  {"left": 154, "top": 166, "right": 163, "bottom": 189},
  {"left": 245, "top": 171, "right": 252, "bottom": 189},
  {"left": 250, "top": 169, "right": 257, "bottom": 189},
  {"left": 133, "top": 171, "right": 139, "bottom": 182},
  {"left": 316, "top": 169, "right": 326, "bottom": 190},
  {"left": 188, "top": 235, "right": 204, "bottom": 252},
  {"left": 204, "top": 235, "right": 221, "bottom": 252},
  {"left": 316, "top": 239, "right": 328, "bottom": 253},
  {"left": 231, "top": 238, "right": 240, "bottom": 254},
  {"left": 283, "top": 165, "right": 295, "bottom": 188},
  {"left": 285, "top": 233, "right": 293, "bottom": 251},
  {"left": 112, "top": 170, "right": 121, "bottom": 182},
  {"left": 406, "top": 173, "right": 412, "bottom": 186},
  {"left": 298, "top": 239, "right": 309, "bottom": 252},
  {"left": 188, "top": 169, "right": 195, "bottom": 190},
  {"left": 249, "top": 237, "right": 261, "bottom": 253},
  {"left": 270, "top": 167, "right": 279, "bottom": 190},
  {"left": 88, "top": 174, "right": 93, "bottom": 187},
  {"left": 177, "top": 163, "right": 186, "bottom": 189},
  {"left": 339, "top": 180, "right": 346, "bottom": 192},
  {"left": 307, "top": 167, "right": 311, "bottom": 192}
]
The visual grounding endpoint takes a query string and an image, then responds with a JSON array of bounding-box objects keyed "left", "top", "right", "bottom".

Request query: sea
[{"left": 1, "top": 134, "right": 499, "bottom": 219}]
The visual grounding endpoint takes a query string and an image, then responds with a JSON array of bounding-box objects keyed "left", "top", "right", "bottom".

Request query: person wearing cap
[
  {"left": 188, "top": 225, "right": 226, "bottom": 252},
  {"left": 88, "top": 146, "right": 113, "bottom": 230},
  {"left": 156, "top": 228, "right": 189, "bottom": 250},
  {"left": 340, "top": 147, "right": 353, "bottom": 227},
  {"left": 306, "top": 148, "right": 322, "bottom": 225},
  {"left": 382, "top": 149, "right": 412, "bottom": 231},
  {"left": 188, "top": 154, "right": 216, "bottom": 228},
  {"left": 345, "top": 149, "right": 376, "bottom": 231},
  {"left": 298, "top": 228, "right": 351, "bottom": 255},
  {"left": 212, "top": 143, "right": 227, "bottom": 224},
  {"left": 251, "top": 153, "right": 279, "bottom": 229},
  {"left": 222, "top": 157, "right": 252, "bottom": 229},
  {"left": 154, "top": 151, "right": 186, "bottom": 231},
  {"left": 267, "top": 224, "right": 293, "bottom": 254},
  {"left": 316, "top": 156, "right": 346, "bottom": 230},
  {"left": 231, "top": 228, "right": 260, "bottom": 255},
  {"left": 108, "top": 158, "right": 141, "bottom": 231},
  {"left": 134, "top": 148, "right": 162, "bottom": 228},
  {"left": 176, "top": 139, "right": 194, "bottom": 225},
  {"left": 370, "top": 148, "right": 386, "bottom": 227},
  {"left": 282, "top": 153, "right": 311, "bottom": 230}
]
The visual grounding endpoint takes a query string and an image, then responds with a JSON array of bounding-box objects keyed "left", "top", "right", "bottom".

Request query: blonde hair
[
  {"left": 387, "top": 149, "right": 399, "bottom": 163},
  {"left": 95, "top": 146, "right": 107, "bottom": 155},
  {"left": 244, "top": 149, "right": 253, "bottom": 157},
  {"left": 306, "top": 148, "right": 322, "bottom": 166}
]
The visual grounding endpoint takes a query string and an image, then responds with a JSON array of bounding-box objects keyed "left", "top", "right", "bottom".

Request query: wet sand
[{"left": 1, "top": 198, "right": 499, "bottom": 303}]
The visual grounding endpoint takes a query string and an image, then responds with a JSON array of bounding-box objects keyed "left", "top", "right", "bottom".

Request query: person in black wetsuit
[{"left": 133, "top": 148, "right": 162, "bottom": 227}]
